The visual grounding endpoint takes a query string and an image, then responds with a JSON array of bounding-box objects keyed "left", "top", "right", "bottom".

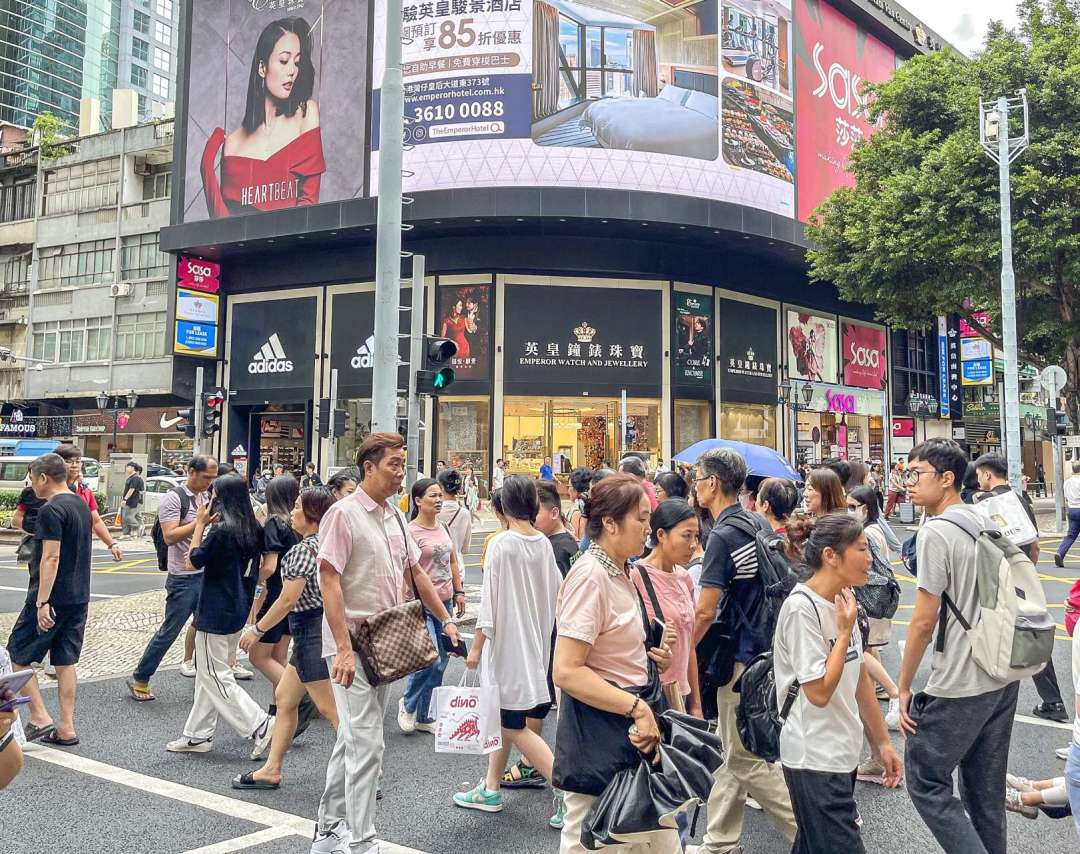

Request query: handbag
[
  {"left": 347, "top": 512, "right": 438, "bottom": 687},
  {"left": 854, "top": 537, "right": 900, "bottom": 620},
  {"left": 16, "top": 533, "right": 34, "bottom": 563}
]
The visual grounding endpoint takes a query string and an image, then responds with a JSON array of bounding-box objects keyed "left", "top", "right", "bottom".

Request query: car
[
  {"left": 145, "top": 463, "right": 174, "bottom": 478},
  {"left": 142, "top": 475, "right": 183, "bottom": 516}
]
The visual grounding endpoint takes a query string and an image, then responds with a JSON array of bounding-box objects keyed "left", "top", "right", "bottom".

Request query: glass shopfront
[
  {"left": 720, "top": 402, "right": 778, "bottom": 449},
  {"left": 795, "top": 384, "right": 887, "bottom": 464},
  {"left": 437, "top": 397, "right": 490, "bottom": 488},
  {"left": 675, "top": 400, "right": 712, "bottom": 454}
]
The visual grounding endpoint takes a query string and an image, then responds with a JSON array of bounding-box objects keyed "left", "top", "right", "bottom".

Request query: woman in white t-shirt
[
  {"left": 453, "top": 474, "right": 562, "bottom": 822},
  {"left": 773, "top": 513, "right": 903, "bottom": 853}
]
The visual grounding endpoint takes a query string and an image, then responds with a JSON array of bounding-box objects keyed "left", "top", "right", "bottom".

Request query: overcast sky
[{"left": 899, "top": 1, "right": 1021, "bottom": 54}]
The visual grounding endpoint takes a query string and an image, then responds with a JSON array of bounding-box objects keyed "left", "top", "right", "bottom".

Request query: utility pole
[
  {"left": 406, "top": 255, "right": 425, "bottom": 489},
  {"left": 620, "top": 390, "right": 628, "bottom": 457},
  {"left": 371, "top": 0, "right": 406, "bottom": 432},
  {"left": 193, "top": 365, "right": 204, "bottom": 456},
  {"left": 979, "top": 92, "right": 1029, "bottom": 492},
  {"left": 329, "top": 368, "right": 339, "bottom": 470}
]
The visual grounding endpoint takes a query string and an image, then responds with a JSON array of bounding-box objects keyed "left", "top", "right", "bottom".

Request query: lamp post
[
  {"left": 908, "top": 396, "right": 939, "bottom": 442},
  {"left": 96, "top": 389, "right": 138, "bottom": 461},
  {"left": 1024, "top": 412, "right": 1042, "bottom": 482}
]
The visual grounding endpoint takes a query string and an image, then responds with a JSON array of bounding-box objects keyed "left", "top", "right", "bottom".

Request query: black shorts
[
  {"left": 6, "top": 602, "right": 88, "bottom": 667},
  {"left": 500, "top": 702, "right": 552, "bottom": 731},
  {"left": 257, "top": 592, "right": 292, "bottom": 644},
  {"left": 288, "top": 608, "right": 328, "bottom": 683}
]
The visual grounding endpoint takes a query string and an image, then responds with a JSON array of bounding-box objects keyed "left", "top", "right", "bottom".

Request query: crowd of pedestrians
[{"left": 2, "top": 434, "right": 1077, "bottom": 854}]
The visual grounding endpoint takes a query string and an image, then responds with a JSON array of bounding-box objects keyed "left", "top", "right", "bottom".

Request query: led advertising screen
[
  {"left": 181, "top": 0, "right": 370, "bottom": 223},
  {"left": 786, "top": 308, "right": 837, "bottom": 384},
  {"left": 371, "top": 0, "right": 796, "bottom": 217},
  {"left": 792, "top": 0, "right": 896, "bottom": 221}
]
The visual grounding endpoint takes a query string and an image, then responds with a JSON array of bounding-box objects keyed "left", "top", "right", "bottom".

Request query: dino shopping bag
[{"left": 433, "top": 672, "right": 501, "bottom": 755}]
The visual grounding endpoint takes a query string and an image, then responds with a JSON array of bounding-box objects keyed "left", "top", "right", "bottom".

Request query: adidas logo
[
  {"left": 248, "top": 333, "right": 294, "bottom": 374},
  {"left": 351, "top": 335, "right": 375, "bottom": 369}
]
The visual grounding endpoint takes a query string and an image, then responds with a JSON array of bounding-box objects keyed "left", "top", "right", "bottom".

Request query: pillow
[
  {"left": 684, "top": 90, "right": 719, "bottom": 119},
  {"left": 658, "top": 85, "right": 690, "bottom": 106}
]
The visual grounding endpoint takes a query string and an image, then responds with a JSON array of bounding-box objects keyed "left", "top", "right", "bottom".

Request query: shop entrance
[{"left": 250, "top": 407, "right": 309, "bottom": 479}]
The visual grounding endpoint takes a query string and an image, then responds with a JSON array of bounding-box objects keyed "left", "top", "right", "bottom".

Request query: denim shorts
[
  {"left": 288, "top": 607, "right": 329, "bottom": 683},
  {"left": 7, "top": 602, "right": 88, "bottom": 667}
]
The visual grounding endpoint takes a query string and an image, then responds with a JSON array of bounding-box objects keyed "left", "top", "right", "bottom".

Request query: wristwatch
[{"left": 36, "top": 600, "right": 49, "bottom": 608}]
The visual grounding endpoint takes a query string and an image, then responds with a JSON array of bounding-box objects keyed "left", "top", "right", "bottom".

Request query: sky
[{"left": 898, "top": 0, "right": 1022, "bottom": 54}]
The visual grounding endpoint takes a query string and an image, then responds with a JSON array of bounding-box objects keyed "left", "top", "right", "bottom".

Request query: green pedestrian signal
[{"left": 417, "top": 336, "right": 458, "bottom": 395}]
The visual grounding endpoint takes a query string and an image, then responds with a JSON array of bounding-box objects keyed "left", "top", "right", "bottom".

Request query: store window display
[{"left": 437, "top": 397, "right": 490, "bottom": 490}]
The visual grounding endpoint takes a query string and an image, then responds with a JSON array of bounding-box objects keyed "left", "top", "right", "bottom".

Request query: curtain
[
  {"left": 533, "top": 1, "right": 559, "bottom": 120},
  {"left": 633, "top": 29, "right": 659, "bottom": 98}
]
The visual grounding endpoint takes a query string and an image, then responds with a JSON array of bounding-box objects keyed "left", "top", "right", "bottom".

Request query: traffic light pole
[
  {"left": 406, "top": 255, "right": 425, "bottom": 489},
  {"left": 193, "top": 365, "right": 204, "bottom": 456},
  {"left": 329, "top": 368, "right": 339, "bottom": 470}
]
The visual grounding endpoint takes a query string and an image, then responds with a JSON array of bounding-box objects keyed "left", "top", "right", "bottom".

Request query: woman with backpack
[
  {"left": 167, "top": 474, "right": 273, "bottom": 757},
  {"left": 773, "top": 513, "right": 902, "bottom": 853},
  {"left": 397, "top": 477, "right": 466, "bottom": 735},
  {"left": 633, "top": 499, "right": 701, "bottom": 716}
]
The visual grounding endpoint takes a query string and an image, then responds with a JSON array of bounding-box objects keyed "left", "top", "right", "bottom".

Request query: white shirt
[
  {"left": 438, "top": 499, "right": 473, "bottom": 566},
  {"left": 774, "top": 584, "right": 864, "bottom": 773},
  {"left": 477, "top": 530, "right": 561, "bottom": 709},
  {"left": 491, "top": 466, "right": 506, "bottom": 491},
  {"left": 1065, "top": 475, "right": 1080, "bottom": 509}
]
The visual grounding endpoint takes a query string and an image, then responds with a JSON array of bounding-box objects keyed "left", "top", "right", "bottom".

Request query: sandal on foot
[
  {"left": 24, "top": 722, "right": 56, "bottom": 743},
  {"left": 502, "top": 760, "right": 547, "bottom": 788},
  {"left": 231, "top": 771, "right": 280, "bottom": 790},
  {"left": 41, "top": 730, "right": 79, "bottom": 746},
  {"left": 126, "top": 678, "right": 155, "bottom": 702}
]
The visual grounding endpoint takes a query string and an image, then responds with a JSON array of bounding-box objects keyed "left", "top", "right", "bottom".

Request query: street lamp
[
  {"left": 95, "top": 390, "right": 138, "bottom": 460},
  {"left": 1025, "top": 412, "right": 1043, "bottom": 484},
  {"left": 908, "top": 396, "right": 939, "bottom": 441}
]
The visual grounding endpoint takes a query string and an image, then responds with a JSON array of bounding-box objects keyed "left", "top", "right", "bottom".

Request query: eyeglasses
[
  {"left": 694, "top": 475, "right": 714, "bottom": 484},
  {"left": 903, "top": 467, "right": 940, "bottom": 486}
]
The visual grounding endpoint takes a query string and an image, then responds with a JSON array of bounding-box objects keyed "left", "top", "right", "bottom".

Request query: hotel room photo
[{"left": 531, "top": 0, "right": 721, "bottom": 160}]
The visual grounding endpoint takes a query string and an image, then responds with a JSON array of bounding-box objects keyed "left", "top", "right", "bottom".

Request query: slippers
[
  {"left": 41, "top": 730, "right": 79, "bottom": 746},
  {"left": 126, "top": 678, "right": 155, "bottom": 702},
  {"left": 231, "top": 771, "right": 280, "bottom": 790},
  {"left": 23, "top": 722, "right": 56, "bottom": 743}
]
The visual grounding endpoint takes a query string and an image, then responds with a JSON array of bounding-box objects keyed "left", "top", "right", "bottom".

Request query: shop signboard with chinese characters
[
  {"left": 177, "top": 255, "right": 220, "bottom": 293},
  {"left": 174, "top": 258, "right": 220, "bottom": 359},
  {"left": 961, "top": 358, "right": 994, "bottom": 386},
  {"left": 674, "top": 292, "right": 713, "bottom": 392},
  {"left": 503, "top": 285, "right": 661, "bottom": 397},
  {"left": 937, "top": 314, "right": 963, "bottom": 417},
  {"left": 840, "top": 320, "right": 886, "bottom": 389},
  {"left": 718, "top": 299, "right": 778, "bottom": 406}
]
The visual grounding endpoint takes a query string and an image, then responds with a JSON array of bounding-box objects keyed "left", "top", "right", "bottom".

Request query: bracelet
[
  {"left": 251, "top": 624, "right": 265, "bottom": 639},
  {"left": 626, "top": 697, "right": 640, "bottom": 719},
  {"left": 254, "top": 585, "right": 265, "bottom": 596},
  {"left": 36, "top": 600, "right": 49, "bottom": 608},
  {"left": 453, "top": 590, "right": 465, "bottom": 597}
]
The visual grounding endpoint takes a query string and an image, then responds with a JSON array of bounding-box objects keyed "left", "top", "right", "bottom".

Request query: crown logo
[
  {"left": 745, "top": 347, "right": 755, "bottom": 361},
  {"left": 574, "top": 321, "right": 597, "bottom": 343}
]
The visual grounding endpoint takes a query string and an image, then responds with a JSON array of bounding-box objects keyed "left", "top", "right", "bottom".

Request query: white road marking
[
  {"left": 1014, "top": 713, "right": 1073, "bottom": 732},
  {"left": 181, "top": 827, "right": 298, "bottom": 854},
  {"left": 0, "top": 584, "right": 118, "bottom": 598}
]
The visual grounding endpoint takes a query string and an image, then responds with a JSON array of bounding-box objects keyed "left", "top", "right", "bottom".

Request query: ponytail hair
[{"left": 784, "top": 513, "right": 865, "bottom": 579}]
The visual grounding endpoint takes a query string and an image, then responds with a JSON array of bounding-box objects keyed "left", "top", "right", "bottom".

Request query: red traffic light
[{"left": 203, "top": 391, "right": 225, "bottom": 409}]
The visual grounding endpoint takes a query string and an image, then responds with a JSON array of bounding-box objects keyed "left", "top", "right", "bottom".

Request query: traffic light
[
  {"left": 416, "top": 336, "right": 457, "bottom": 395},
  {"left": 1052, "top": 408, "right": 1070, "bottom": 436},
  {"left": 317, "top": 397, "right": 332, "bottom": 438},
  {"left": 317, "top": 398, "right": 349, "bottom": 439},
  {"left": 201, "top": 390, "right": 224, "bottom": 438},
  {"left": 333, "top": 408, "right": 348, "bottom": 438},
  {"left": 176, "top": 407, "right": 196, "bottom": 439}
]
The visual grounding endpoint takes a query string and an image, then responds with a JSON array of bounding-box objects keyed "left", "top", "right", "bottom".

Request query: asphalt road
[{"left": 2, "top": 523, "right": 1079, "bottom": 853}]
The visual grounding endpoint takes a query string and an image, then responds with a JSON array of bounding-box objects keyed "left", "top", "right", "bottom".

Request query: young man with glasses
[{"left": 897, "top": 439, "right": 1018, "bottom": 854}]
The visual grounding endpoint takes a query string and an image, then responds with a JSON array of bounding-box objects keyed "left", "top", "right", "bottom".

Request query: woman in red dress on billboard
[
  {"left": 440, "top": 297, "right": 477, "bottom": 362},
  {"left": 200, "top": 17, "right": 325, "bottom": 219}
]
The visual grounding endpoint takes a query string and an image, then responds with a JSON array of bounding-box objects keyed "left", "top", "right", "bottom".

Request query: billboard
[
  {"left": 793, "top": 0, "right": 896, "bottom": 221},
  {"left": 181, "top": 0, "right": 370, "bottom": 222},
  {"left": 840, "top": 320, "right": 885, "bottom": 389},
  {"left": 436, "top": 283, "right": 492, "bottom": 382},
  {"left": 371, "top": 0, "right": 796, "bottom": 217},
  {"left": 718, "top": 298, "right": 778, "bottom": 405},
  {"left": 786, "top": 309, "right": 837, "bottom": 384},
  {"left": 674, "top": 292, "right": 714, "bottom": 388}
]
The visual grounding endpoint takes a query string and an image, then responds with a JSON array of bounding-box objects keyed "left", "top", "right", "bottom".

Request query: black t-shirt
[
  {"left": 28, "top": 492, "right": 93, "bottom": 607},
  {"left": 190, "top": 526, "right": 263, "bottom": 634},
  {"left": 548, "top": 532, "right": 580, "bottom": 578},
  {"left": 17, "top": 486, "right": 45, "bottom": 535},
  {"left": 123, "top": 475, "right": 145, "bottom": 508},
  {"left": 262, "top": 515, "right": 300, "bottom": 603}
]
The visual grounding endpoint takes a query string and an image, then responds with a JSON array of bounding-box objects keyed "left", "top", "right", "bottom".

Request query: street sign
[{"left": 1040, "top": 365, "right": 1067, "bottom": 397}]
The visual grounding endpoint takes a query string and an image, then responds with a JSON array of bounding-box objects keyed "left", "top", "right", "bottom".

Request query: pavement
[{"left": 1, "top": 518, "right": 1078, "bottom": 853}]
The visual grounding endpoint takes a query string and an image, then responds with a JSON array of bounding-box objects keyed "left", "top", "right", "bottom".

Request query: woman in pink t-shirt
[
  {"left": 633, "top": 499, "right": 701, "bottom": 717},
  {"left": 397, "top": 478, "right": 465, "bottom": 734}
]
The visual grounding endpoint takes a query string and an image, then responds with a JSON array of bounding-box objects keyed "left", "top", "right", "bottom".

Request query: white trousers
[
  {"left": 183, "top": 630, "right": 266, "bottom": 741},
  {"left": 317, "top": 657, "right": 389, "bottom": 851},
  {"left": 559, "top": 791, "right": 681, "bottom": 853}
]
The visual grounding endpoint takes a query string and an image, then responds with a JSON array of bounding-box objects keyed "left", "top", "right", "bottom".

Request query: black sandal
[
  {"left": 23, "top": 722, "right": 56, "bottom": 743},
  {"left": 41, "top": 730, "right": 79, "bottom": 746},
  {"left": 231, "top": 771, "right": 280, "bottom": 790}
]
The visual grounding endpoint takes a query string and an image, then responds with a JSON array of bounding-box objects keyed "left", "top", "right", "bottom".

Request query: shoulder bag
[
  {"left": 347, "top": 510, "right": 439, "bottom": 686},
  {"left": 636, "top": 564, "right": 685, "bottom": 713}
]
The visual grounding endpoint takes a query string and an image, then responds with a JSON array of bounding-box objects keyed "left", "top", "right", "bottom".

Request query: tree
[
  {"left": 32, "top": 112, "right": 73, "bottom": 159},
  {"left": 805, "top": 1, "right": 1080, "bottom": 419}
]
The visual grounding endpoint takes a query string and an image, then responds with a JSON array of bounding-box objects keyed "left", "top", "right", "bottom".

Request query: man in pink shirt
[{"left": 313, "top": 433, "right": 460, "bottom": 854}]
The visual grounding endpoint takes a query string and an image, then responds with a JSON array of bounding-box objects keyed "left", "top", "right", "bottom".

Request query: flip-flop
[
  {"left": 126, "top": 678, "right": 155, "bottom": 702},
  {"left": 41, "top": 730, "right": 79, "bottom": 746},
  {"left": 23, "top": 722, "right": 56, "bottom": 743},
  {"left": 231, "top": 771, "right": 280, "bottom": 790}
]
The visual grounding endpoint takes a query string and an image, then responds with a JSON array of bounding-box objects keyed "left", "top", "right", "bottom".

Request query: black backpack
[
  {"left": 723, "top": 515, "right": 799, "bottom": 640},
  {"left": 151, "top": 487, "right": 190, "bottom": 572}
]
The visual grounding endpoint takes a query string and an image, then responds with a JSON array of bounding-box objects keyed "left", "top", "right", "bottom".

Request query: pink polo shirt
[{"left": 318, "top": 484, "right": 421, "bottom": 658}]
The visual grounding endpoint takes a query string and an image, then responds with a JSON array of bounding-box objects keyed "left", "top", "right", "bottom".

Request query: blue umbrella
[{"left": 673, "top": 438, "right": 803, "bottom": 482}]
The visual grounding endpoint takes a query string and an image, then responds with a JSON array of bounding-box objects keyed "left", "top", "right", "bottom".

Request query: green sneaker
[
  {"left": 549, "top": 791, "right": 566, "bottom": 829},
  {"left": 453, "top": 784, "right": 504, "bottom": 813}
]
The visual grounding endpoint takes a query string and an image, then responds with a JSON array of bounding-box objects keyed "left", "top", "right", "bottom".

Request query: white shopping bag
[
  {"left": 433, "top": 672, "right": 502, "bottom": 755},
  {"left": 973, "top": 489, "right": 1039, "bottom": 546}
]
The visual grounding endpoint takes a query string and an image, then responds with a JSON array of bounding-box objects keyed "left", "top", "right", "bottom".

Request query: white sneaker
[
  {"left": 884, "top": 697, "right": 901, "bottom": 731},
  {"left": 166, "top": 736, "right": 212, "bottom": 753},
  {"left": 1056, "top": 746, "right": 1071, "bottom": 761},
  {"left": 397, "top": 697, "right": 416, "bottom": 734},
  {"left": 231, "top": 663, "right": 253, "bottom": 681},
  {"left": 179, "top": 660, "right": 197, "bottom": 678},
  {"left": 1007, "top": 773, "right": 1037, "bottom": 793},
  {"left": 414, "top": 719, "right": 436, "bottom": 734},
  {"left": 250, "top": 715, "right": 275, "bottom": 760},
  {"left": 745, "top": 795, "right": 762, "bottom": 810},
  {"left": 310, "top": 820, "right": 352, "bottom": 854},
  {"left": 44, "top": 660, "right": 56, "bottom": 677}
]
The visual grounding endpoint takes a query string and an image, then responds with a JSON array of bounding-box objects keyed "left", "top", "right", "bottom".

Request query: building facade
[{"left": 160, "top": 0, "right": 950, "bottom": 484}]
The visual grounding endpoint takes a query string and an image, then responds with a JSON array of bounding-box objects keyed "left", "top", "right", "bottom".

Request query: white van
[{"left": 0, "top": 455, "right": 100, "bottom": 492}]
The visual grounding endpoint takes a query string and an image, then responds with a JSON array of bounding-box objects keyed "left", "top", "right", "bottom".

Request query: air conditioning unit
[
  {"left": 133, "top": 157, "right": 152, "bottom": 176},
  {"left": 110, "top": 282, "right": 132, "bottom": 298}
]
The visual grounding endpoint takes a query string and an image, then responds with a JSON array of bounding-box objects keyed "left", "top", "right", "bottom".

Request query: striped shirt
[{"left": 281, "top": 534, "right": 322, "bottom": 613}]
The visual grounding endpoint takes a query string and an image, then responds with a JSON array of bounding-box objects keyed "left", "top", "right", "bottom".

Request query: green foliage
[
  {"left": 0, "top": 489, "right": 107, "bottom": 512},
  {"left": 33, "top": 112, "right": 74, "bottom": 159},
  {"left": 805, "top": 1, "right": 1080, "bottom": 409}
]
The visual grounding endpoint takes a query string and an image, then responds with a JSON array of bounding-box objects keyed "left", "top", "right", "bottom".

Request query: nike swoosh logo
[{"left": 159, "top": 414, "right": 184, "bottom": 429}]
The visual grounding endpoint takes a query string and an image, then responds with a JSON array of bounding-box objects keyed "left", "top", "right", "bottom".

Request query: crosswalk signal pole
[
  {"left": 193, "top": 366, "right": 204, "bottom": 456},
  {"left": 406, "top": 255, "right": 425, "bottom": 489}
]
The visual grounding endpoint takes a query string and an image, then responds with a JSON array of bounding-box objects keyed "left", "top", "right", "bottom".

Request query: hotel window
[
  {"left": 153, "top": 46, "right": 170, "bottom": 72},
  {"left": 121, "top": 233, "right": 168, "bottom": 280},
  {"left": 154, "top": 20, "right": 172, "bottom": 47},
  {"left": 115, "top": 312, "right": 167, "bottom": 360},
  {"left": 557, "top": 15, "right": 634, "bottom": 109},
  {"left": 133, "top": 10, "right": 150, "bottom": 34},
  {"left": 132, "top": 37, "right": 148, "bottom": 63},
  {"left": 37, "top": 240, "right": 115, "bottom": 289},
  {"left": 152, "top": 74, "right": 169, "bottom": 99}
]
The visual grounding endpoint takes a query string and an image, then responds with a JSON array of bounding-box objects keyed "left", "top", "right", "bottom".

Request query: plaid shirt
[{"left": 281, "top": 534, "right": 323, "bottom": 613}]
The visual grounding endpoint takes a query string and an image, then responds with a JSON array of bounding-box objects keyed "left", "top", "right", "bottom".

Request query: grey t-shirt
[
  {"left": 158, "top": 485, "right": 205, "bottom": 575},
  {"left": 916, "top": 504, "right": 1009, "bottom": 699}
]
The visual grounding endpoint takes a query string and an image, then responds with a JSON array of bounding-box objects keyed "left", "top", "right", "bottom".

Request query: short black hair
[
  {"left": 188, "top": 454, "right": 217, "bottom": 473},
  {"left": 821, "top": 458, "right": 851, "bottom": 487},
  {"left": 535, "top": 478, "right": 561, "bottom": 511},
  {"left": 30, "top": 453, "right": 67, "bottom": 482},
  {"left": 569, "top": 466, "right": 593, "bottom": 495},
  {"left": 501, "top": 474, "right": 539, "bottom": 522},
  {"left": 619, "top": 457, "right": 646, "bottom": 478},
  {"left": 655, "top": 471, "right": 689, "bottom": 500},
  {"left": 53, "top": 443, "right": 81, "bottom": 463},
  {"left": 973, "top": 453, "right": 1009, "bottom": 481},
  {"left": 437, "top": 467, "right": 462, "bottom": 496},
  {"left": 909, "top": 439, "right": 967, "bottom": 492},
  {"left": 847, "top": 485, "right": 880, "bottom": 523}
]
